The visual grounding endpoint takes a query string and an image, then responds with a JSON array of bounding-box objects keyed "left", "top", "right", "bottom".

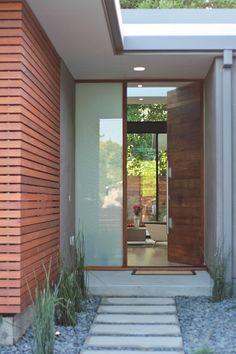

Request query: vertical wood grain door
[{"left": 167, "top": 83, "right": 204, "bottom": 265}]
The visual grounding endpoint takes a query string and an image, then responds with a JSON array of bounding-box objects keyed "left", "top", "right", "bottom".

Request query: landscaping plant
[
  {"left": 31, "top": 264, "right": 58, "bottom": 354},
  {"left": 212, "top": 244, "right": 227, "bottom": 302},
  {"left": 55, "top": 263, "right": 79, "bottom": 327},
  {"left": 193, "top": 348, "right": 215, "bottom": 354},
  {"left": 75, "top": 229, "right": 88, "bottom": 300}
]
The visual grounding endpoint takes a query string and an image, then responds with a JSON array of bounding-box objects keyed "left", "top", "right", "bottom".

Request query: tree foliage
[
  {"left": 127, "top": 104, "right": 167, "bottom": 122},
  {"left": 120, "top": 0, "right": 236, "bottom": 8},
  {"left": 127, "top": 104, "right": 167, "bottom": 177}
]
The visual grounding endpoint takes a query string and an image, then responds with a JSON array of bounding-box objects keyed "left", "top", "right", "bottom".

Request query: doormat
[{"left": 131, "top": 270, "right": 196, "bottom": 275}]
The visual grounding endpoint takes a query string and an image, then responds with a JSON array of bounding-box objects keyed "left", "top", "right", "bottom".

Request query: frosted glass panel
[{"left": 75, "top": 83, "right": 123, "bottom": 266}]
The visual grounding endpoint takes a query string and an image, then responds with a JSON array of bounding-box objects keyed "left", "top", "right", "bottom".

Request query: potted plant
[{"left": 133, "top": 204, "right": 142, "bottom": 228}]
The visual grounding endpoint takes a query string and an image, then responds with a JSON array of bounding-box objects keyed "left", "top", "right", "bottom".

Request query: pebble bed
[
  {"left": 176, "top": 296, "right": 236, "bottom": 354},
  {"left": 0, "top": 295, "right": 101, "bottom": 354}
]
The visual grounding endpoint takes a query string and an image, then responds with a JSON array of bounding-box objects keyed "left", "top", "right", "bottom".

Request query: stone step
[
  {"left": 85, "top": 335, "right": 183, "bottom": 349},
  {"left": 98, "top": 305, "right": 176, "bottom": 314},
  {"left": 90, "top": 323, "right": 181, "bottom": 335},
  {"left": 101, "top": 297, "right": 175, "bottom": 305},
  {"left": 81, "top": 351, "right": 184, "bottom": 354},
  {"left": 94, "top": 313, "right": 178, "bottom": 324}
]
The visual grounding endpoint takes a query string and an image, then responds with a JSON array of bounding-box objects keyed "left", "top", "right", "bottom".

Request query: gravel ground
[
  {"left": 0, "top": 295, "right": 100, "bottom": 354},
  {"left": 176, "top": 296, "right": 236, "bottom": 354}
]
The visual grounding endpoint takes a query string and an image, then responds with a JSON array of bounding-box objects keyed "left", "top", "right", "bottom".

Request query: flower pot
[{"left": 133, "top": 215, "right": 140, "bottom": 228}]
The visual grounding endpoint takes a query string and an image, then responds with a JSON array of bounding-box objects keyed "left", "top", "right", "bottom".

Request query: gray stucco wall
[
  {"left": 232, "top": 58, "right": 236, "bottom": 285},
  {"left": 204, "top": 58, "right": 223, "bottom": 273},
  {"left": 60, "top": 62, "right": 76, "bottom": 269}
]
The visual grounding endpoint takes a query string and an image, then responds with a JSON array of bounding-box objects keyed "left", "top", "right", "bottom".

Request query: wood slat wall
[{"left": 0, "top": 0, "right": 60, "bottom": 314}]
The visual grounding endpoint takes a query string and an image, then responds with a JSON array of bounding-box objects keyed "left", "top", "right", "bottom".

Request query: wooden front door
[{"left": 167, "top": 83, "right": 203, "bottom": 266}]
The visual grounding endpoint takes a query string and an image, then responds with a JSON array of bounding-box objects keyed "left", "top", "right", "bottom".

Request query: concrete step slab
[
  {"left": 101, "top": 297, "right": 175, "bottom": 305},
  {"left": 90, "top": 323, "right": 181, "bottom": 335},
  {"left": 85, "top": 335, "right": 183, "bottom": 349},
  {"left": 98, "top": 305, "right": 176, "bottom": 314},
  {"left": 94, "top": 314, "right": 178, "bottom": 324},
  {"left": 81, "top": 351, "right": 184, "bottom": 354}
]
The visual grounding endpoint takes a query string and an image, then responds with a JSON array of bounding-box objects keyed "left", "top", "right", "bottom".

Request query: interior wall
[
  {"left": 60, "top": 63, "right": 76, "bottom": 269},
  {"left": 204, "top": 58, "right": 223, "bottom": 273}
]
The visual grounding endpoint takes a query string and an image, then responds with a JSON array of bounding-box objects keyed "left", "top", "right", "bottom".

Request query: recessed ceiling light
[
  {"left": 138, "top": 84, "right": 143, "bottom": 88},
  {"left": 133, "top": 66, "right": 146, "bottom": 72},
  {"left": 139, "top": 98, "right": 144, "bottom": 101}
]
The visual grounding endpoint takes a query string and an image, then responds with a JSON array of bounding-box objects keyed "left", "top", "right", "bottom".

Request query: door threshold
[{"left": 86, "top": 266, "right": 207, "bottom": 271}]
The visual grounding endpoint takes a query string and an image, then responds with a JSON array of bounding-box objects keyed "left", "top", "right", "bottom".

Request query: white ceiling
[{"left": 27, "top": 0, "right": 216, "bottom": 80}]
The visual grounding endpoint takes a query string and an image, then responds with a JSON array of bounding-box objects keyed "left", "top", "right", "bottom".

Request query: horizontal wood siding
[{"left": 0, "top": 1, "right": 60, "bottom": 314}]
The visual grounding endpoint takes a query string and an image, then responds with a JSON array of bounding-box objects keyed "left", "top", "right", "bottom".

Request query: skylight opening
[{"left": 119, "top": 0, "right": 236, "bottom": 9}]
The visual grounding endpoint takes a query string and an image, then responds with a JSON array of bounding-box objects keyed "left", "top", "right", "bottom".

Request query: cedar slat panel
[
  {"left": 22, "top": 76, "right": 60, "bottom": 118},
  {"left": 21, "top": 24, "right": 60, "bottom": 84},
  {"left": 0, "top": 12, "right": 22, "bottom": 20},
  {"left": 21, "top": 232, "right": 59, "bottom": 252},
  {"left": 20, "top": 219, "right": 59, "bottom": 237},
  {"left": 21, "top": 100, "right": 59, "bottom": 132},
  {"left": 0, "top": 156, "right": 59, "bottom": 171},
  {"left": 20, "top": 115, "right": 60, "bottom": 142},
  {"left": 20, "top": 185, "right": 59, "bottom": 194},
  {"left": 0, "top": 201, "right": 59, "bottom": 209},
  {"left": 0, "top": 271, "right": 20, "bottom": 279},
  {"left": 22, "top": 106, "right": 59, "bottom": 134},
  {"left": 0, "top": 37, "right": 21, "bottom": 45},
  {"left": 0, "top": 236, "right": 21, "bottom": 244},
  {"left": 0, "top": 0, "right": 60, "bottom": 314},
  {"left": 0, "top": 167, "right": 59, "bottom": 183},
  {"left": 22, "top": 6, "right": 60, "bottom": 69},
  {"left": 22, "top": 238, "right": 59, "bottom": 261},
  {"left": 0, "top": 158, "right": 59, "bottom": 175},
  {"left": 22, "top": 5, "right": 60, "bottom": 69},
  {"left": 0, "top": 262, "right": 20, "bottom": 270},
  {"left": 0, "top": 244, "right": 20, "bottom": 252},
  {"left": 0, "top": 214, "right": 59, "bottom": 227},
  {"left": 0, "top": 289, "right": 20, "bottom": 296},
  {"left": 22, "top": 62, "right": 59, "bottom": 108},
  {"left": 0, "top": 208, "right": 59, "bottom": 218},
  {"left": 0, "top": 306, "right": 21, "bottom": 313},
  {"left": 0, "top": 71, "right": 22, "bottom": 79},
  {"left": 0, "top": 3, "right": 23, "bottom": 11},
  {"left": 0, "top": 226, "right": 59, "bottom": 244},
  {"left": 21, "top": 89, "right": 59, "bottom": 121},
  {"left": 21, "top": 176, "right": 59, "bottom": 189},
  {"left": 21, "top": 140, "right": 60, "bottom": 163},
  {"left": 20, "top": 124, "right": 60, "bottom": 152},
  {"left": 22, "top": 59, "right": 60, "bottom": 103},
  {"left": 0, "top": 20, "right": 21, "bottom": 28},
  {"left": 0, "top": 297, "right": 21, "bottom": 305}
]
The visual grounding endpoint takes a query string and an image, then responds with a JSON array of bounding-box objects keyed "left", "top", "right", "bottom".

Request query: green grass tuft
[
  {"left": 31, "top": 263, "right": 58, "bottom": 354},
  {"left": 74, "top": 229, "right": 88, "bottom": 300},
  {"left": 212, "top": 244, "right": 227, "bottom": 302},
  {"left": 193, "top": 348, "right": 215, "bottom": 354}
]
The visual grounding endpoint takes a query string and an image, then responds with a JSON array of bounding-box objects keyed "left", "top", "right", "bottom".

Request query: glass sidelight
[{"left": 75, "top": 83, "right": 123, "bottom": 266}]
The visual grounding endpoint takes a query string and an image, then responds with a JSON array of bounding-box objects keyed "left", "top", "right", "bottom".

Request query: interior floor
[{"left": 127, "top": 242, "right": 189, "bottom": 267}]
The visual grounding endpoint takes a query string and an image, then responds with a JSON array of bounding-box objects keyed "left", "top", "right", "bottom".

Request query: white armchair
[{"left": 145, "top": 223, "right": 167, "bottom": 247}]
